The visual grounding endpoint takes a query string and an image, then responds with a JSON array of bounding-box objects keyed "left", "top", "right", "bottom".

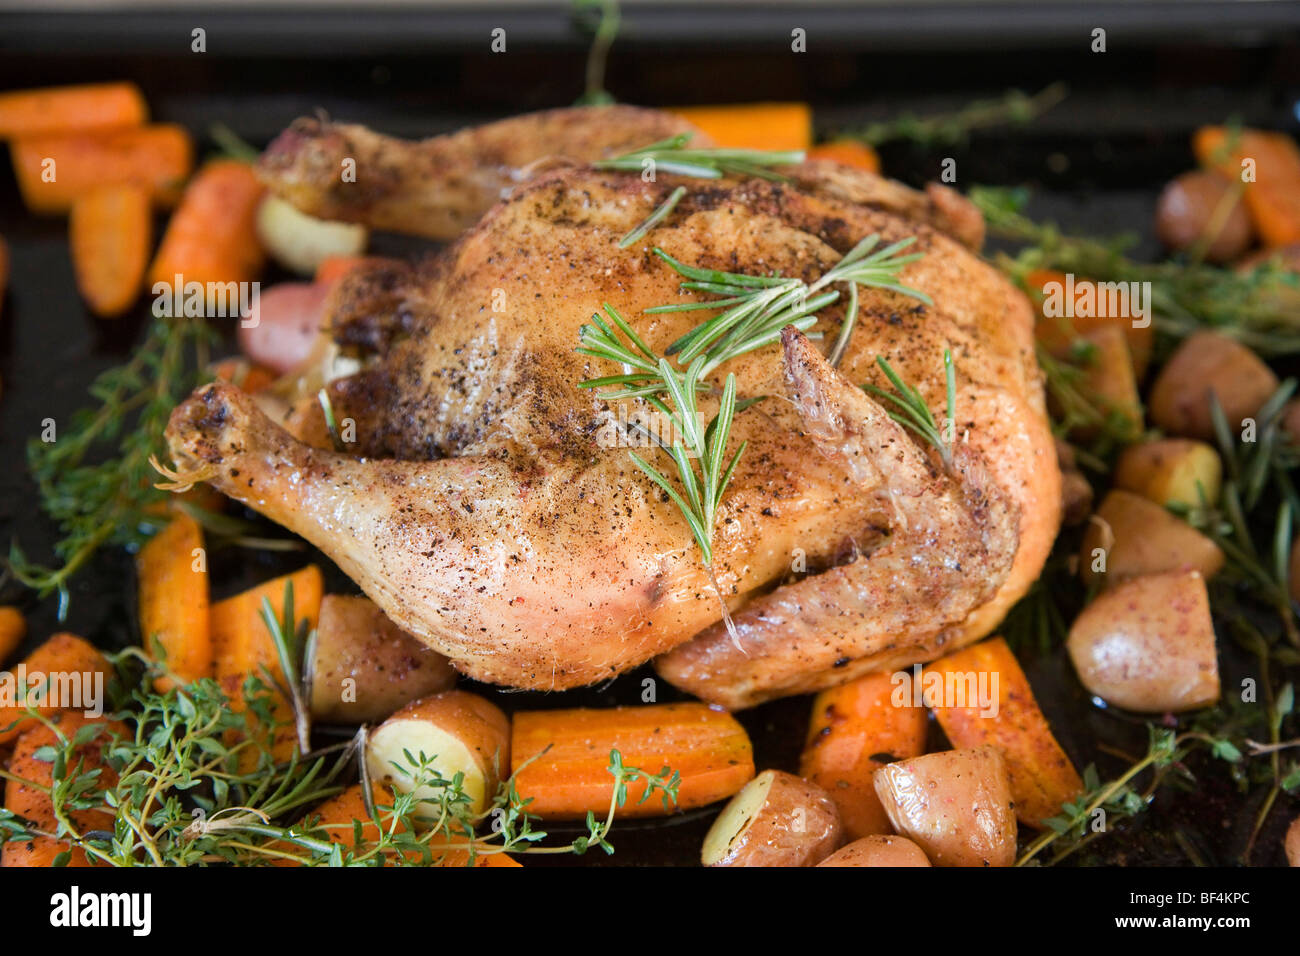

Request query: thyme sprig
[
  {"left": 838, "top": 82, "right": 1068, "bottom": 148},
  {"left": 6, "top": 317, "right": 216, "bottom": 617},
  {"left": 863, "top": 349, "right": 956, "bottom": 468}
]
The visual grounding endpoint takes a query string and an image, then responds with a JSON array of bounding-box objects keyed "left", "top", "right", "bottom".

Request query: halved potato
[
  {"left": 1079, "top": 490, "right": 1224, "bottom": 588},
  {"left": 365, "top": 690, "right": 509, "bottom": 825},
  {"left": 1149, "top": 331, "right": 1278, "bottom": 439},
  {"left": 256, "top": 194, "right": 368, "bottom": 275},
  {"left": 816, "top": 834, "right": 931, "bottom": 867},
  {"left": 1067, "top": 570, "right": 1219, "bottom": 713},
  {"left": 701, "top": 769, "right": 843, "bottom": 867},
  {"left": 872, "top": 747, "right": 1016, "bottom": 868},
  {"left": 307, "top": 594, "right": 457, "bottom": 724},
  {"left": 1114, "top": 438, "right": 1222, "bottom": 510}
]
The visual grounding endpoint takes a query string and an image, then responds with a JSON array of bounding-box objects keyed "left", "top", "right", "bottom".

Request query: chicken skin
[{"left": 166, "top": 107, "right": 1060, "bottom": 707}]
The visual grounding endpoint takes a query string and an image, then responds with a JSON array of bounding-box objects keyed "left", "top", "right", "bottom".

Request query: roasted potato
[
  {"left": 1079, "top": 490, "right": 1224, "bottom": 588},
  {"left": 307, "top": 594, "right": 457, "bottom": 724},
  {"left": 365, "top": 690, "right": 509, "bottom": 823},
  {"left": 1113, "top": 438, "right": 1223, "bottom": 510},
  {"left": 1149, "top": 332, "right": 1279, "bottom": 439},
  {"left": 872, "top": 747, "right": 1017, "bottom": 868},
  {"left": 1287, "top": 815, "right": 1300, "bottom": 867},
  {"left": 1067, "top": 570, "right": 1219, "bottom": 713},
  {"left": 237, "top": 281, "right": 330, "bottom": 374},
  {"left": 1075, "top": 324, "right": 1143, "bottom": 438},
  {"left": 1153, "top": 170, "right": 1253, "bottom": 263},
  {"left": 816, "top": 834, "right": 932, "bottom": 867},
  {"left": 256, "top": 194, "right": 368, "bottom": 276},
  {"left": 701, "top": 769, "right": 843, "bottom": 867}
]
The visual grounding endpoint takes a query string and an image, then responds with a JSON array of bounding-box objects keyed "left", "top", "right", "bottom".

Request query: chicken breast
[{"left": 166, "top": 107, "right": 1060, "bottom": 706}]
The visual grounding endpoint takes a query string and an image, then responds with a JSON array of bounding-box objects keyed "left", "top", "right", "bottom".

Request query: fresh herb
[
  {"left": 619, "top": 185, "right": 686, "bottom": 249},
  {"left": 863, "top": 349, "right": 956, "bottom": 468},
  {"left": 6, "top": 317, "right": 215, "bottom": 618},
  {"left": 572, "top": 0, "right": 621, "bottom": 106},
  {"left": 259, "top": 580, "right": 313, "bottom": 755},
  {"left": 593, "top": 132, "right": 804, "bottom": 181},
  {"left": 835, "top": 83, "right": 1067, "bottom": 148}
]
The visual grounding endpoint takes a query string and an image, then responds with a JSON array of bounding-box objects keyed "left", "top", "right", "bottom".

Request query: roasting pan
[{"left": 1, "top": 0, "right": 1298, "bottom": 866}]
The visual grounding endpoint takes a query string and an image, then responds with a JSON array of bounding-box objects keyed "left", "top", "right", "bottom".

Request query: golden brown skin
[
  {"left": 168, "top": 108, "right": 1059, "bottom": 698},
  {"left": 257, "top": 106, "right": 707, "bottom": 240}
]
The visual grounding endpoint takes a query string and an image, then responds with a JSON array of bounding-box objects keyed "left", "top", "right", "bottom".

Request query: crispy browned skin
[
  {"left": 168, "top": 108, "right": 1059, "bottom": 699},
  {"left": 257, "top": 105, "right": 706, "bottom": 240}
]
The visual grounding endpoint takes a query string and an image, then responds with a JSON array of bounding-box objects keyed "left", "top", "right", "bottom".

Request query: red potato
[
  {"left": 873, "top": 746, "right": 1017, "bottom": 868},
  {"left": 238, "top": 281, "right": 331, "bottom": 374},
  {"left": 1286, "top": 815, "right": 1300, "bottom": 867},
  {"left": 816, "top": 834, "right": 931, "bottom": 867},
  {"left": 1079, "top": 490, "right": 1224, "bottom": 588},
  {"left": 701, "top": 769, "right": 843, "bottom": 867},
  {"left": 1067, "top": 570, "right": 1219, "bottom": 713},
  {"left": 1153, "top": 170, "right": 1254, "bottom": 263},
  {"left": 1148, "top": 332, "right": 1279, "bottom": 439}
]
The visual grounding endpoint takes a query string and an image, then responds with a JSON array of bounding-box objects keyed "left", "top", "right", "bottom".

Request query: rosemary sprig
[
  {"left": 259, "top": 580, "right": 314, "bottom": 755},
  {"left": 619, "top": 185, "right": 686, "bottom": 249},
  {"left": 862, "top": 349, "right": 956, "bottom": 468},
  {"left": 572, "top": 0, "right": 620, "bottom": 106},
  {"left": 6, "top": 317, "right": 215, "bottom": 617},
  {"left": 592, "top": 132, "right": 804, "bottom": 181}
]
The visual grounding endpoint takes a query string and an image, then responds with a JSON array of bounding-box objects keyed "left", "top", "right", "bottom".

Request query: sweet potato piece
[
  {"left": 799, "top": 671, "right": 927, "bottom": 839},
  {"left": 1079, "top": 490, "right": 1224, "bottom": 589},
  {"left": 511, "top": 703, "right": 754, "bottom": 819},
  {"left": 926, "top": 637, "right": 1082, "bottom": 828},
  {"left": 0, "top": 634, "right": 111, "bottom": 745},
  {"left": 137, "top": 512, "right": 211, "bottom": 690},
  {"left": 307, "top": 594, "right": 456, "bottom": 724},
  {"left": 1067, "top": 570, "right": 1220, "bottom": 713}
]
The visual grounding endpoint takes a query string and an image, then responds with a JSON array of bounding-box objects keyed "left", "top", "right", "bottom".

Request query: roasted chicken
[{"left": 166, "top": 106, "right": 1060, "bottom": 708}]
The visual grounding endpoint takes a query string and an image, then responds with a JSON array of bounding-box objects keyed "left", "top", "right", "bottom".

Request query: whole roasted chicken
[{"left": 166, "top": 106, "right": 1061, "bottom": 709}]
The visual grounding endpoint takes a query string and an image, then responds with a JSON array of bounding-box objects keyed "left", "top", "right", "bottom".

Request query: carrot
[
  {"left": 2, "top": 712, "right": 123, "bottom": 867},
  {"left": 807, "top": 139, "right": 881, "bottom": 174},
  {"left": 137, "top": 513, "right": 211, "bottom": 691},
  {"left": 68, "top": 184, "right": 151, "bottom": 318},
  {"left": 670, "top": 102, "right": 812, "bottom": 151},
  {"left": 211, "top": 357, "right": 278, "bottom": 394},
  {"left": 210, "top": 566, "right": 323, "bottom": 764},
  {"left": 10, "top": 124, "right": 193, "bottom": 214},
  {"left": 510, "top": 703, "right": 753, "bottom": 819},
  {"left": 0, "top": 634, "right": 112, "bottom": 745},
  {"left": 0, "top": 82, "right": 146, "bottom": 140},
  {"left": 314, "top": 254, "right": 387, "bottom": 286},
  {"left": 1194, "top": 126, "right": 1300, "bottom": 246},
  {"left": 799, "top": 671, "right": 928, "bottom": 839},
  {"left": 925, "top": 636, "right": 1083, "bottom": 828},
  {"left": 149, "top": 159, "right": 265, "bottom": 293},
  {"left": 0, "top": 606, "right": 25, "bottom": 663},
  {"left": 1024, "top": 267, "right": 1154, "bottom": 378}
]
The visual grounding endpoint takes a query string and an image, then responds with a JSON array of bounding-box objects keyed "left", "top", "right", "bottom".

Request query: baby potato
[
  {"left": 1113, "top": 438, "right": 1222, "bottom": 510},
  {"left": 817, "top": 834, "right": 932, "bottom": 867},
  {"left": 702, "top": 769, "right": 843, "bottom": 867},
  {"left": 872, "top": 746, "right": 1017, "bottom": 868},
  {"left": 1067, "top": 570, "right": 1219, "bottom": 713},
  {"left": 307, "top": 594, "right": 457, "bottom": 724},
  {"left": 1079, "top": 490, "right": 1224, "bottom": 588},
  {"left": 1286, "top": 815, "right": 1300, "bottom": 867},
  {"left": 1149, "top": 332, "right": 1278, "bottom": 439},
  {"left": 366, "top": 690, "right": 509, "bottom": 824},
  {"left": 1153, "top": 170, "right": 1253, "bottom": 263}
]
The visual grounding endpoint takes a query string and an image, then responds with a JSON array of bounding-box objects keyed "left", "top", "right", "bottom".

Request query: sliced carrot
[
  {"left": 68, "top": 184, "right": 151, "bottom": 318},
  {"left": 314, "top": 254, "right": 388, "bottom": 286},
  {"left": 1194, "top": 126, "right": 1300, "bottom": 246},
  {"left": 807, "top": 139, "right": 881, "bottom": 173},
  {"left": 2, "top": 712, "right": 123, "bottom": 867},
  {"left": 510, "top": 703, "right": 753, "bottom": 819},
  {"left": 210, "top": 566, "right": 323, "bottom": 764},
  {"left": 0, "top": 634, "right": 112, "bottom": 745},
  {"left": 799, "top": 671, "right": 928, "bottom": 839},
  {"left": 1024, "top": 267, "right": 1154, "bottom": 378},
  {"left": 671, "top": 102, "right": 811, "bottom": 151},
  {"left": 0, "top": 606, "right": 25, "bottom": 663},
  {"left": 149, "top": 159, "right": 265, "bottom": 292},
  {"left": 0, "top": 82, "right": 146, "bottom": 139},
  {"left": 137, "top": 513, "right": 211, "bottom": 690},
  {"left": 10, "top": 124, "right": 193, "bottom": 214},
  {"left": 926, "top": 636, "right": 1083, "bottom": 828}
]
